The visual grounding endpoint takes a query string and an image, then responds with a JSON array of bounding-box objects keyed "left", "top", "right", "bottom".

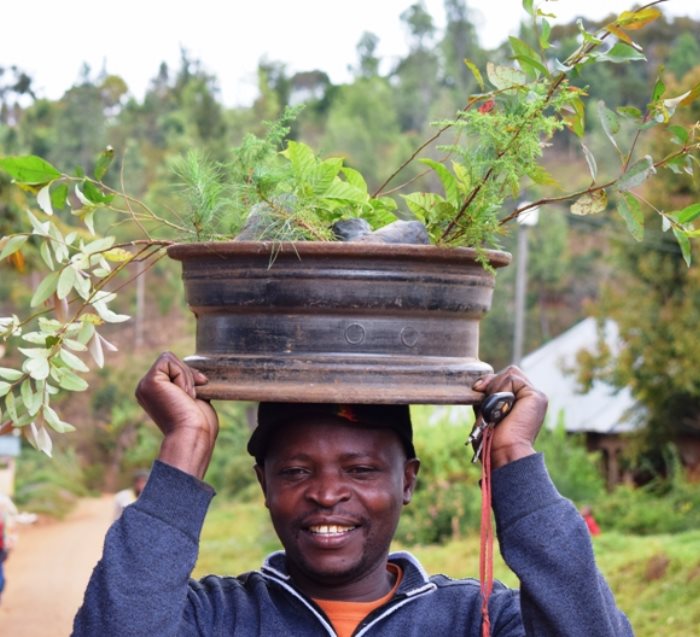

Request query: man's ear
[
  {"left": 254, "top": 464, "right": 269, "bottom": 508},
  {"left": 402, "top": 458, "right": 420, "bottom": 505}
]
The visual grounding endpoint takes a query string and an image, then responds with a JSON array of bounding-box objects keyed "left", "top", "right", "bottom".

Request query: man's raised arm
[
  {"left": 72, "top": 353, "right": 219, "bottom": 637},
  {"left": 475, "top": 368, "right": 633, "bottom": 636}
]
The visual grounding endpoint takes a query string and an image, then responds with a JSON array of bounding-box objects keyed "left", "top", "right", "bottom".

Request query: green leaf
[
  {"left": 402, "top": 192, "right": 445, "bottom": 224},
  {"left": 40, "top": 241, "right": 55, "bottom": 270},
  {"left": 321, "top": 180, "right": 366, "bottom": 203},
  {"left": 94, "top": 146, "right": 114, "bottom": 180},
  {"left": 581, "top": 143, "right": 597, "bottom": 183},
  {"left": 616, "top": 7, "right": 662, "bottom": 30},
  {"left": 340, "top": 166, "right": 368, "bottom": 192},
  {"left": 676, "top": 203, "right": 700, "bottom": 225},
  {"left": 617, "top": 106, "right": 643, "bottom": 121},
  {"left": 595, "top": 42, "right": 646, "bottom": 64},
  {"left": 597, "top": 101, "right": 621, "bottom": 155},
  {"left": 563, "top": 95, "right": 585, "bottom": 138},
  {"left": 282, "top": 141, "right": 316, "bottom": 178},
  {"left": 309, "top": 158, "right": 343, "bottom": 196},
  {"left": 63, "top": 338, "right": 87, "bottom": 352},
  {"left": 81, "top": 179, "right": 108, "bottom": 204},
  {"left": 522, "top": 0, "right": 534, "bottom": 17},
  {"left": 668, "top": 125, "right": 688, "bottom": 145},
  {"left": 21, "top": 378, "right": 43, "bottom": 416},
  {"left": 508, "top": 37, "right": 547, "bottom": 78},
  {"left": 419, "top": 159, "right": 459, "bottom": 205},
  {"left": 43, "top": 404, "right": 76, "bottom": 433},
  {"left": 0, "top": 382, "right": 11, "bottom": 398},
  {"left": 0, "top": 367, "right": 23, "bottom": 381},
  {"left": 539, "top": 19, "right": 551, "bottom": 50},
  {"left": 651, "top": 76, "right": 666, "bottom": 103},
  {"left": 616, "top": 156, "right": 656, "bottom": 192},
  {"left": 57, "top": 266, "right": 77, "bottom": 300},
  {"left": 486, "top": 62, "right": 526, "bottom": 91},
  {"left": 50, "top": 183, "right": 69, "bottom": 210},
  {"left": 463, "top": 59, "right": 484, "bottom": 91},
  {"left": 81, "top": 236, "right": 115, "bottom": 255},
  {"left": 30, "top": 271, "right": 60, "bottom": 307},
  {"left": 24, "top": 356, "right": 50, "bottom": 380},
  {"left": 571, "top": 190, "right": 608, "bottom": 216},
  {"left": 37, "top": 184, "right": 54, "bottom": 215},
  {"left": 93, "top": 302, "right": 130, "bottom": 323},
  {"left": 0, "top": 155, "right": 62, "bottom": 185},
  {"left": 617, "top": 194, "right": 644, "bottom": 241},
  {"left": 5, "top": 391, "right": 18, "bottom": 421},
  {"left": 52, "top": 366, "right": 89, "bottom": 392},
  {"left": 0, "top": 235, "right": 28, "bottom": 261},
  {"left": 26, "top": 209, "right": 50, "bottom": 236},
  {"left": 59, "top": 348, "right": 90, "bottom": 372},
  {"left": 673, "top": 227, "right": 692, "bottom": 266}
]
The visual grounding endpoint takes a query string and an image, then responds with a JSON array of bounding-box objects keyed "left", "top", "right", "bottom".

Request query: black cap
[{"left": 248, "top": 402, "right": 416, "bottom": 464}]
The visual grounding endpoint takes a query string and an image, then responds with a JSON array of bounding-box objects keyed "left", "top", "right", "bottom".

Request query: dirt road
[{"left": 0, "top": 495, "right": 114, "bottom": 637}]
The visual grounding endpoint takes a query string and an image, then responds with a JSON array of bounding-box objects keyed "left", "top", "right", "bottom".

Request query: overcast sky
[{"left": 3, "top": 0, "right": 699, "bottom": 107}]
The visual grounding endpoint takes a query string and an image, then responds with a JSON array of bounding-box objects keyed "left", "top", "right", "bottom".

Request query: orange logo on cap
[{"left": 336, "top": 405, "right": 359, "bottom": 422}]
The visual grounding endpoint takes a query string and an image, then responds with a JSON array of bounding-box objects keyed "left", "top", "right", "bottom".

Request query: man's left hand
[{"left": 472, "top": 366, "right": 548, "bottom": 469}]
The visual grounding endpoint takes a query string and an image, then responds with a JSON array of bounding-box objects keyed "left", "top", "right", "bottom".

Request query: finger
[
  {"left": 192, "top": 369, "right": 209, "bottom": 385},
  {"left": 160, "top": 352, "right": 196, "bottom": 399}
]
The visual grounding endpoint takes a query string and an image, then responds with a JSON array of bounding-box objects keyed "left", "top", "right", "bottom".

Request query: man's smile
[{"left": 308, "top": 524, "right": 357, "bottom": 536}]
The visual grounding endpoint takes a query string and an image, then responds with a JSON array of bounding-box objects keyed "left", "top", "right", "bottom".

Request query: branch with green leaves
[{"left": 394, "top": 1, "right": 700, "bottom": 256}]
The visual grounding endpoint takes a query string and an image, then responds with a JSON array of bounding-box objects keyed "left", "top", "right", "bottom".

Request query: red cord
[{"left": 479, "top": 428, "right": 495, "bottom": 637}]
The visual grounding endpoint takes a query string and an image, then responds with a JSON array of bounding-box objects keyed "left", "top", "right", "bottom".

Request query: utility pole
[{"left": 512, "top": 204, "right": 539, "bottom": 366}]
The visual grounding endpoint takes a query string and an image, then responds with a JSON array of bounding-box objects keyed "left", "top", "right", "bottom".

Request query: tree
[
  {"left": 667, "top": 31, "right": 700, "bottom": 80},
  {"left": 578, "top": 66, "right": 700, "bottom": 468},
  {"left": 440, "top": 0, "right": 483, "bottom": 95},
  {"left": 354, "top": 32, "right": 381, "bottom": 79},
  {"left": 393, "top": 2, "right": 441, "bottom": 133}
]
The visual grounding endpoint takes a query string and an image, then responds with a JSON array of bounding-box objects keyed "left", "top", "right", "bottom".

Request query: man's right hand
[{"left": 135, "top": 352, "right": 219, "bottom": 480}]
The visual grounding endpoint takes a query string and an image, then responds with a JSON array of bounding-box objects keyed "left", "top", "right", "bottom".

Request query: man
[
  {"left": 113, "top": 469, "right": 150, "bottom": 520},
  {"left": 73, "top": 351, "right": 633, "bottom": 636}
]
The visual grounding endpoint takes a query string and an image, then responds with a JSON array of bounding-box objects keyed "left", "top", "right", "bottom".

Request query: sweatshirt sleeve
[
  {"left": 72, "top": 460, "right": 215, "bottom": 637},
  {"left": 491, "top": 453, "right": 633, "bottom": 637}
]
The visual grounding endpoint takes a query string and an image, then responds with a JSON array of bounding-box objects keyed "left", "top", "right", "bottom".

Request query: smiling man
[{"left": 73, "top": 352, "right": 633, "bottom": 636}]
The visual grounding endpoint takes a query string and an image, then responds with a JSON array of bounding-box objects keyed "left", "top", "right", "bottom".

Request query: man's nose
[{"left": 306, "top": 471, "right": 351, "bottom": 507}]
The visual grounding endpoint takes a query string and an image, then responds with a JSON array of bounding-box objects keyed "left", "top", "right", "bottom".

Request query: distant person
[
  {"left": 580, "top": 504, "right": 601, "bottom": 535},
  {"left": 0, "top": 492, "right": 18, "bottom": 605},
  {"left": 113, "top": 470, "right": 149, "bottom": 521}
]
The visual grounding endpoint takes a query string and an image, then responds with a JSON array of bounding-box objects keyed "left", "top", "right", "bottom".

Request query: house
[{"left": 520, "top": 317, "right": 639, "bottom": 487}]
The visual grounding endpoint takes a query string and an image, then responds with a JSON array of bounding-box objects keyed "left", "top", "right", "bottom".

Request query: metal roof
[{"left": 520, "top": 318, "right": 640, "bottom": 434}]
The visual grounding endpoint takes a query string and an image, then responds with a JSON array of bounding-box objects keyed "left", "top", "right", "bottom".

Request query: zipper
[{"left": 352, "top": 583, "right": 437, "bottom": 637}]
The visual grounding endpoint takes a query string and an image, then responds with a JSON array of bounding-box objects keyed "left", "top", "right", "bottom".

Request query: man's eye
[
  {"left": 279, "top": 467, "right": 308, "bottom": 477},
  {"left": 348, "top": 466, "right": 377, "bottom": 475}
]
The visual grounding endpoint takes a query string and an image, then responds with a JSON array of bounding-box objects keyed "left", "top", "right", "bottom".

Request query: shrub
[
  {"left": 534, "top": 419, "right": 606, "bottom": 504},
  {"left": 14, "top": 445, "right": 90, "bottom": 518},
  {"left": 595, "top": 449, "right": 700, "bottom": 534}
]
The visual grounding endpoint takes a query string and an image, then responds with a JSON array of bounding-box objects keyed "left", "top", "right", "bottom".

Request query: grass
[{"left": 194, "top": 497, "right": 700, "bottom": 637}]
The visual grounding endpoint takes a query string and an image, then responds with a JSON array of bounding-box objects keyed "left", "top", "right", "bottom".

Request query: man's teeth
[{"left": 309, "top": 524, "right": 355, "bottom": 534}]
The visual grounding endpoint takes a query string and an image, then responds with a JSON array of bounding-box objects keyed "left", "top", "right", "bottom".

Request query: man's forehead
[{"left": 248, "top": 402, "right": 416, "bottom": 463}]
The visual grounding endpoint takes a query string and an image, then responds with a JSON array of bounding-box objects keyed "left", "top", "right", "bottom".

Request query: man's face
[{"left": 255, "top": 419, "right": 419, "bottom": 601}]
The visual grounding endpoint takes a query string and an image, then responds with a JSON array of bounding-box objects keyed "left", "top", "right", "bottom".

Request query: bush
[
  {"left": 534, "top": 419, "right": 606, "bottom": 504},
  {"left": 396, "top": 407, "right": 610, "bottom": 545},
  {"left": 396, "top": 406, "right": 483, "bottom": 544},
  {"left": 595, "top": 449, "right": 700, "bottom": 534},
  {"left": 204, "top": 401, "right": 260, "bottom": 499},
  {"left": 14, "top": 445, "right": 91, "bottom": 518}
]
